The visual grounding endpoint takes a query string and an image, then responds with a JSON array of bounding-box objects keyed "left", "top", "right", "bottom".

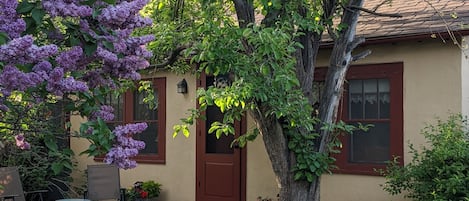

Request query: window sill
[
  {"left": 332, "top": 166, "right": 386, "bottom": 176},
  {"left": 93, "top": 156, "right": 166, "bottom": 165}
]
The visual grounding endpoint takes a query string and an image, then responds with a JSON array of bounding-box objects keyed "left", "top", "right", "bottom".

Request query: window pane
[
  {"left": 136, "top": 122, "right": 158, "bottom": 154},
  {"left": 349, "top": 80, "right": 363, "bottom": 119},
  {"left": 205, "top": 104, "right": 234, "bottom": 154},
  {"left": 133, "top": 90, "right": 158, "bottom": 121},
  {"left": 379, "top": 79, "right": 390, "bottom": 118},
  {"left": 364, "top": 80, "right": 378, "bottom": 119},
  {"left": 312, "top": 82, "right": 325, "bottom": 105},
  {"left": 349, "top": 122, "right": 390, "bottom": 163}
]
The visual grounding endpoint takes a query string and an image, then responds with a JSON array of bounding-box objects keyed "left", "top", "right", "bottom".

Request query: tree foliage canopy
[{"left": 142, "top": 0, "right": 369, "bottom": 200}]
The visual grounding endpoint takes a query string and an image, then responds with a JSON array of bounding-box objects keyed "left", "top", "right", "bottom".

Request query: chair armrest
[
  {"left": 25, "top": 190, "right": 48, "bottom": 194},
  {"left": 25, "top": 189, "right": 47, "bottom": 201},
  {"left": 0, "top": 194, "right": 20, "bottom": 198}
]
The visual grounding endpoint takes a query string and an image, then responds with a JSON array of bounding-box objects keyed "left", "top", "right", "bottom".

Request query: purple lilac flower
[
  {"left": 0, "top": 35, "right": 33, "bottom": 61},
  {"left": 46, "top": 67, "right": 89, "bottom": 96},
  {"left": 113, "top": 123, "right": 148, "bottom": 137},
  {"left": 86, "top": 127, "right": 94, "bottom": 135},
  {"left": 33, "top": 61, "right": 53, "bottom": 72},
  {"left": 15, "top": 134, "right": 31, "bottom": 150},
  {"left": 96, "top": 46, "right": 118, "bottom": 62},
  {"left": 116, "top": 29, "right": 133, "bottom": 38},
  {"left": 42, "top": 0, "right": 92, "bottom": 17},
  {"left": 0, "top": 103, "right": 8, "bottom": 112},
  {"left": 123, "top": 35, "right": 155, "bottom": 57},
  {"left": 104, "top": 147, "right": 138, "bottom": 169},
  {"left": 56, "top": 46, "right": 83, "bottom": 71},
  {"left": 97, "top": 0, "right": 151, "bottom": 29},
  {"left": 90, "top": 105, "right": 115, "bottom": 121},
  {"left": 83, "top": 70, "right": 111, "bottom": 88},
  {"left": 0, "top": 35, "right": 58, "bottom": 65},
  {"left": 0, "top": 0, "right": 26, "bottom": 38},
  {"left": 104, "top": 123, "right": 147, "bottom": 169},
  {"left": 60, "top": 77, "right": 89, "bottom": 92},
  {"left": 0, "top": 65, "right": 45, "bottom": 92}
]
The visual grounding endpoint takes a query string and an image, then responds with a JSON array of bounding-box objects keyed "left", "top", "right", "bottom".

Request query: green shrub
[
  {"left": 0, "top": 100, "right": 74, "bottom": 198},
  {"left": 382, "top": 114, "right": 469, "bottom": 201}
]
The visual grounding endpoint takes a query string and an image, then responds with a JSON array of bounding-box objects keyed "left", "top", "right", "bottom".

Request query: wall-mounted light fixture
[{"left": 177, "top": 79, "right": 188, "bottom": 94}]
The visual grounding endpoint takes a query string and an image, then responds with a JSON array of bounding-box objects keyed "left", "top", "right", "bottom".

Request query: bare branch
[
  {"left": 348, "top": 5, "right": 402, "bottom": 18},
  {"left": 149, "top": 44, "right": 192, "bottom": 69},
  {"left": 372, "top": 0, "right": 392, "bottom": 12},
  {"left": 423, "top": 0, "right": 464, "bottom": 50},
  {"left": 346, "top": 36, "right": 365, "bottom": 52},
  {"left": 352, "top": 50, "right": 372, "bottom": 61},
  {"left": 327, "top": 26, "right": 338, "bottom": 41}
]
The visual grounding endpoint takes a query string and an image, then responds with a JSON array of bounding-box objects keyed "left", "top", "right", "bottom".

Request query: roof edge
[{"left": 320, "top": 30, "right": 469, "bottom": 48}]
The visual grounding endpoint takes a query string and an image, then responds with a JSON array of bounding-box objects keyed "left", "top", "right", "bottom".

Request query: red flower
[{"left": 140, "top": 191, "right": 149, "bottom": 198}]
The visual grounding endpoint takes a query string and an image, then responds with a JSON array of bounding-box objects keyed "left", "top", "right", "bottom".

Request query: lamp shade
[{"left": 177, "top": 79, "right": 187, "bottom": 94}]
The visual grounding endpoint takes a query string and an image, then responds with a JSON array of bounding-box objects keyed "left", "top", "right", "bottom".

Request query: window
[
  {"left": 102, "top": 78, "right": 166, "bottom": 164},
  {"left": 316, "top": 63, "right": 403, "bottom": 175}
]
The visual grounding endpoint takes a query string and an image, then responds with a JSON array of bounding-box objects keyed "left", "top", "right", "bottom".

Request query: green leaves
[
  {"left": 172, "top": 124, "right": 191, "bottom": 138},
  {"left": 16, "top": 1, "right": 35, "bottom": 14},
  {"left": 0, "top": 32, "right": 8, "bottom": 45},
  {"left": 208, "top": 121, "right": 234, "bottom": 139},
  {"left": 83, "top": 41, "right": 98, "bottom": 56},
  {"left": 383, "top": 114, "right": 469, "bottom": 201},
  {"left": 79, "top": 119, "right": 114, "bottom": 156},
  {"left": 31, "top": 8, "right": 45, "bottom": 26}
]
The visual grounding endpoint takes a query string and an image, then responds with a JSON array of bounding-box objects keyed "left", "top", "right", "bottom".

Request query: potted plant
[{"left": 126, "top": 180, "right": 162, "bottom": 201}]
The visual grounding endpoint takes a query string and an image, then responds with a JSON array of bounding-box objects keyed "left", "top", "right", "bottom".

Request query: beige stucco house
[{"left": 70, "top": 0, "right": 469, "bottom": 201}]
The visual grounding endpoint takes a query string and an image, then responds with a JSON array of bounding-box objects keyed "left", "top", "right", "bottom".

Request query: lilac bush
[{"left": 0, "top": 0, "right": 154, "bottom": 169}]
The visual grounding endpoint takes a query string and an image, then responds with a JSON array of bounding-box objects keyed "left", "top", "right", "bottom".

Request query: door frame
[{"left": 196, "top": 73, "right": 247, "bottom": 201}]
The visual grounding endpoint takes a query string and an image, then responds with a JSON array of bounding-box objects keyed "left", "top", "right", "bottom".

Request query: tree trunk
[
  {"left": 250, "top": 108, "right": 316, "bottom": 201},
  {"left": 237, "top": 0, "right": 366, "bottom": 200}
]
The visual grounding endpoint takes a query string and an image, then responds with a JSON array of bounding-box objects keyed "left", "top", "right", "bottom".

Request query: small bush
[
  {"left": 126, "top": 180, "right": 162, "bottom": 200},
  {"left": 382, "top": 114, "right": 469, "bottom": 201}
]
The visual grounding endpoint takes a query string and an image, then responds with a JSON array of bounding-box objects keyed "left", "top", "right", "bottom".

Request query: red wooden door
[{"left": 196, "top": 74, "right": 245, "bottom": 201}]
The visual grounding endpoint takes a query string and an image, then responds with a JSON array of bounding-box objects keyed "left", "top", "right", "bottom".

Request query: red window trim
[
  {"left": 316, "top": 62, "right": 404, "bottom": 175},
  {"left": 95, "top": 77, "right": 167, "bottom": 164}
]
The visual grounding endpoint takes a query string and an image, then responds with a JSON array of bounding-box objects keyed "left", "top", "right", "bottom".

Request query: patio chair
[
  {"left": 0, "top": 166, "right": 46, "bottom": 201},
  {"left": 85, "top": 164, "right": 125, "bottom": 201}
]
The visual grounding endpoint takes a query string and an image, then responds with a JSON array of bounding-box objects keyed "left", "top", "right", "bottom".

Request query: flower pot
[{"left": 135, "top": 198, "right": 157, "bottom": 201}]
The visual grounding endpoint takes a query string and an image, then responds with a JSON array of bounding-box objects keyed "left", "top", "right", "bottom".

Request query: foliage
[
  {"left": 382, "top": 114, "right": 469, "bottom": 201},
  {"left": 147, "top": 0, "right": 362, "bottom": 187},
  {"left": 0, "top": 98, "right": 74, "bottom": 196},
  {"left": 142, "top": 0, "right": 369, "bottom": 199},
  {"left": 0, "top": 0, "right": 155, "bottom": 169},
  {"left": 126, "top": 180, "right": 162, "bottom": 200}
]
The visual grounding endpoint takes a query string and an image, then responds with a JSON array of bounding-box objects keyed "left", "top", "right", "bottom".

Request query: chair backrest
[
  {"left": 0, "top": 166, "right": 26, "bottom": 201},
  {"left": 87, "top": 164, "right": 121, "bottom": 200}
]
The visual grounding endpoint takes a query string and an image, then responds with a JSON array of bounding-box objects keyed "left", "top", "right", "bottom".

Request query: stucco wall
[
  {"left": 70, "top": 38, "right": 464, "bottom": 201},
  {"left": 70, "top": 72, "right": 197, "bottom": 201}
]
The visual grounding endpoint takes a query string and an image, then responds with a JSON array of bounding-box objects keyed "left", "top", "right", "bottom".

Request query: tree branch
[
  {"left": 352, "top": 49, "right": 372, "bottom": 61},
  {"left": 347, "top": 5, "right": 402, "bottom": 18},
  {"left": 232, "top": 0, "right": 255, "bottom": 27},
  {"left": 149, "top": 44, "right": 192, "bottom": 68},
  {"left": 346, "top": 36, "right": 365, "bottom": 52},
  {"left": 372, "top": 0, "right": 392, "bottom": 12}
]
